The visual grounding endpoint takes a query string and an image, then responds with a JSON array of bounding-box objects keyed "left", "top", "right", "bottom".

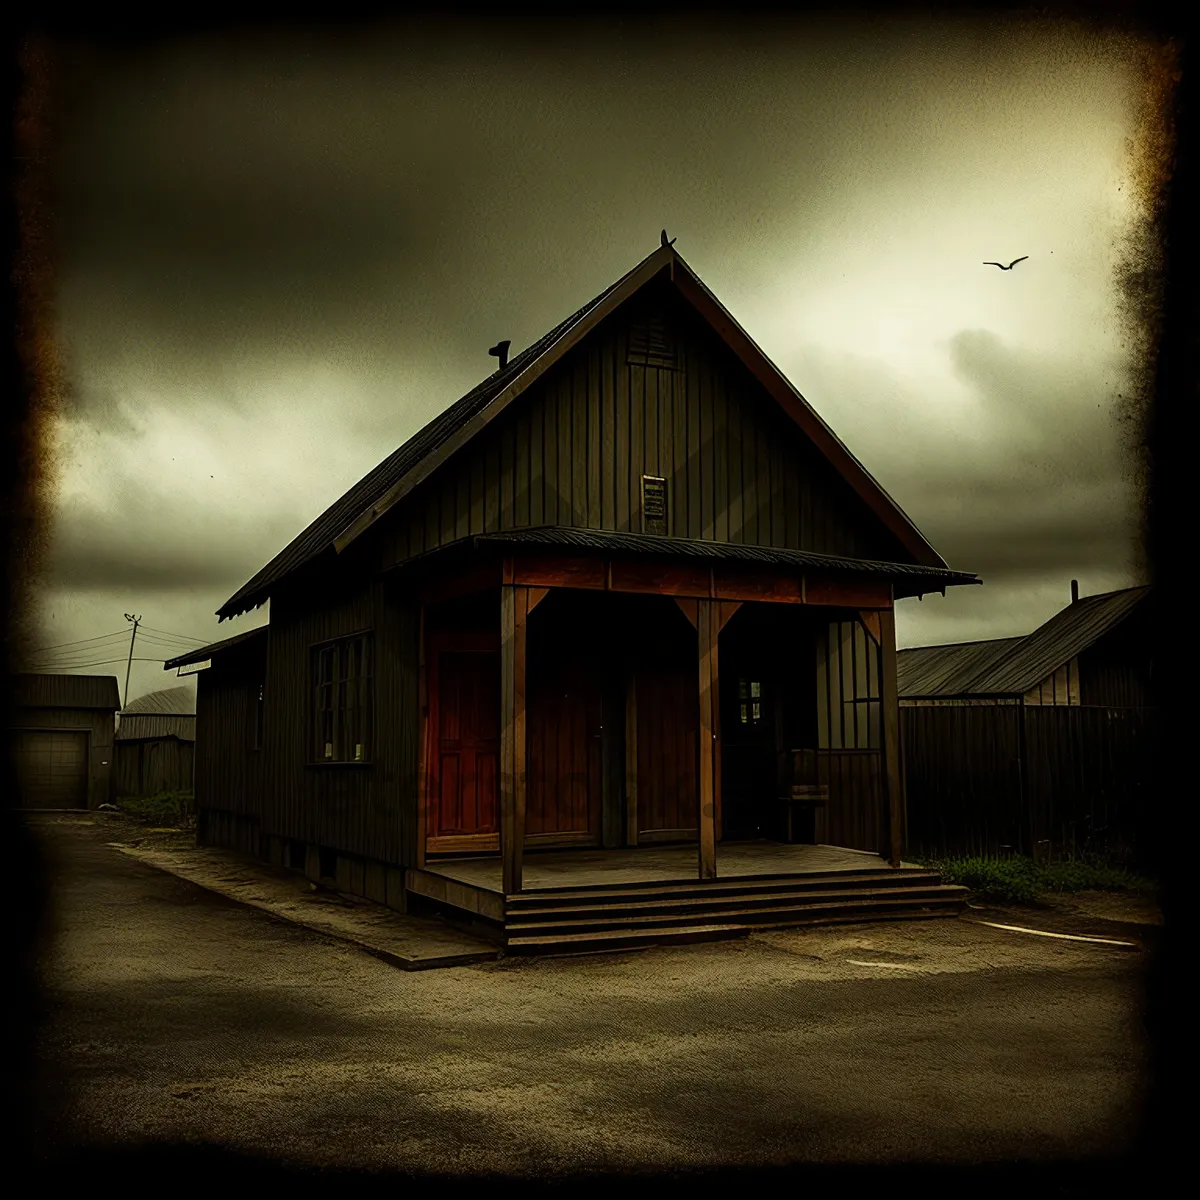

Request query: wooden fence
[{"left": 901, "top": 704, "right": 1155, "bottom": 863}]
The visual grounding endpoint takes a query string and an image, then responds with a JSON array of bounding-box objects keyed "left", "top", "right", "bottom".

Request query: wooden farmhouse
[{"left": 166, "top": 241, "right": 980, "bottom": 951}]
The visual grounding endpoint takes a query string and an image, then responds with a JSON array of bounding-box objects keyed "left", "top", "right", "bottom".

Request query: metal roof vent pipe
[
  {"left": 1071, "top": 579, "right": 1079, "bottom": 604},
  {"left": 488, "top": 339, "right": 511, "bottom": 371}
]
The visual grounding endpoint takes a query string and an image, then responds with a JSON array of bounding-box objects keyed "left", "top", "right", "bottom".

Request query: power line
[
  {"left": 138, "top": 632, "right": 210, "bottom": 648},
  {"left": 26, "top": 657, "right": 168, "bottom": 670},
  {"left": 139, "top": 624, "right": 211, "bottom": 644},
  {"left": 30, "top": 630, "right": 130, "bottom": 653}
]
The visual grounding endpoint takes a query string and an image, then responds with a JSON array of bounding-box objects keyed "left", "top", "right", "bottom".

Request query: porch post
[
  {"left": 697, "top": 599, "right": 718, "bottom": 880},
  {"left": 878, "top": 598, "right": 904, "bottom": 868},
  {"left": 500, "top": 578, "right": 529, "bottom": 895},
  {"left": 415, "top": 603, "right": 428, "bottom": 870}
]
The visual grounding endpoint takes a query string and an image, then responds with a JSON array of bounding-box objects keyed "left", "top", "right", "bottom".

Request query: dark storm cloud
[
  {"left": 798, "top": 328, "right": 1138, "bottom": 582},
  {"left": 41, "top": 18, "right": 1150, "bottom": 659},
  {"left": 47, "top": 488, "right": 297, "bottom": 592},
  {"left": 52, "top": 20, "right": 1127, "bottom": 404}
]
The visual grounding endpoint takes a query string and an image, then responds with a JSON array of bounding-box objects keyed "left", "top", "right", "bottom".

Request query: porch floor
[{"left": 426, "top": 840, "right": 920, "bottom": 894}]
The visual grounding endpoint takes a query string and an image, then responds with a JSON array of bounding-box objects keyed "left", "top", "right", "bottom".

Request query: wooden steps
[{"left": 494, "top": 868, "right": 967, "bottom": 953}]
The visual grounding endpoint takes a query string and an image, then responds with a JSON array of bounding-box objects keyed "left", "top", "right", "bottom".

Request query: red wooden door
[
  {"left": 526, "top": 654, "right": 603, "bottom": 843},
  {"left": 636, "top": 665, "right": 699, "bottom": 839},
  {"left": 431, "top": 647, "right": 500, "bottom": 837}
]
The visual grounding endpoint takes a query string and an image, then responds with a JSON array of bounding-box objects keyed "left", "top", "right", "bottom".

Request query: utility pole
[{"left": 122, "top": 613, "right": 141, "bottom": 710}]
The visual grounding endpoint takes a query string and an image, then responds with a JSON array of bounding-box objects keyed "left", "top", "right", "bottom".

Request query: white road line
[{"left": 966, "top": 919, "right": 1138, "bottom": 947}]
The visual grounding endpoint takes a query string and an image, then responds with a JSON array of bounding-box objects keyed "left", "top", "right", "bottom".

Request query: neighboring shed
[
  {"left": 899, "top": 584, "right": 1155, "bottom": 862},
  {"left": 898, "top": 585, "right": 1153, "bottom": 707},
  {"left": 113, "top": 686, "right": 197, "bottom": 798},
  {"left": 10, "top": 673, "right": 121, "bottom": 809}
]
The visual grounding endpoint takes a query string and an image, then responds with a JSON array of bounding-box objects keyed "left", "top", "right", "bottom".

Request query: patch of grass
[
  {"left": 115, "top": 790, "right": 194, "bottom": 827},
  {"left": 918, "top": 854, "right": 1154, "bottom": 905}
]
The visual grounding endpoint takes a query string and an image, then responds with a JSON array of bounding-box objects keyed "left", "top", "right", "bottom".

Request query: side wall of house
[
  {"left": 252, "top": 569, "right": 420, "bottom": 907},
  {"left": 194, "top": 641, "right": 266, "bottom": 855}
]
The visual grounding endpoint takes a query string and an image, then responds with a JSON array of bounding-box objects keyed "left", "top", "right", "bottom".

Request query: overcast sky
[{"left": 27, "top": 16, "right": 1154, "bottom": 704}]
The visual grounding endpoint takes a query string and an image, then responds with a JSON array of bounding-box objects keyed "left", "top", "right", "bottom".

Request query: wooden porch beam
[
  {"left": 511, "top": 553, "right": 893, "bottom": 608},
  {"left": 415, "top": 604, "right": 429, "bottom": 870},
  {"left": 625, "top": 673, "right": 638, "bottom": 847},
  {"left": 674, "top": 596, "right": 698, "bottom": 628},
  {"left": 697, "top": 599, "right": 718, "bottom": 880},
  {"left": 878, "top": 600, "right": 904, "bottom": 868},
  {"left": 500, "top": 584, "right": 530, "bottom": 895}
]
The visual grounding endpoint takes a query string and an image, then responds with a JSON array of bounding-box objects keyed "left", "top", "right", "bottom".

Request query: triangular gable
[
  {"left": 331, "top": 245, "right": 946, "bottom": 567},
  {"left": 219, "top": 242, "right": 948, "bottom": 619}
]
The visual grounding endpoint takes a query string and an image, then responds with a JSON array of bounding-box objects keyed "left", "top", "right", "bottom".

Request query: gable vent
[{"left": 628, "top": 311, "right": 677, "bottom": 369}]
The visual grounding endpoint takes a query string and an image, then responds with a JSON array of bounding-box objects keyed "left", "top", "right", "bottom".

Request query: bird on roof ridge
[{"left": 661, "top": 229, "right": 677, "bottom": 248}]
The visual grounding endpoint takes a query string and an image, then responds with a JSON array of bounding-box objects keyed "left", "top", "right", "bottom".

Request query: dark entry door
[
  {"left": 432, "top": 649, "right": 500, "bottom": 838},
  {"left": 720, "top": 672, "right": 779, "bottom": 838},
  {"left": 636, "top": 665, "right": 699, "bottom": 840}
]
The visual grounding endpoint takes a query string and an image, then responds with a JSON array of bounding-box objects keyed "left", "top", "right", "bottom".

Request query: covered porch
[{"left": 394, "top": 528, "right": 972, "bottom": 911}]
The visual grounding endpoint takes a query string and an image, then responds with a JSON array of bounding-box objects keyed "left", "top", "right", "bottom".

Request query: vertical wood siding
[
  {"left": 259, "top": 571, "right": 420, "bottom": 866},
  {"left": 373, "top": 280, "right": 904, "bottom": 570},
  {"left": 815, "top": 616, "right": 884, "bottom": 851}
]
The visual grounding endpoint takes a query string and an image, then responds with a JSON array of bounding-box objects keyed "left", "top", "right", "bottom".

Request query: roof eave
[{"left": 327, "top": 246, "right": 677, "bottom": 560}]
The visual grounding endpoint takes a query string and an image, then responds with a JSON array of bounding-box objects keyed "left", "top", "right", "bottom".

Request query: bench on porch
[{"left": 774, "top": 749, "right": 828, "bottom": 845}]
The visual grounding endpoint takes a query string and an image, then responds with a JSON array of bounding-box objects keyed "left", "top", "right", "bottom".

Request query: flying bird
[
  {"left": 661, "top": 229, "right": 677, "bottom": 248},
  {"left": 983, "top": 256, "right": 1029, "bottom": 270}
]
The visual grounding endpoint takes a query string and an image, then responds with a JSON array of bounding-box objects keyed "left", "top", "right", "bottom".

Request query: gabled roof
[
  {"left": 897, "top": 636, "right": 1024, "bottom": 698},
  {"left": 967, "top": 585, "right": 1150, "bottom": 695},
  {"left": 122, "top": 686, "right": 195, "bottom": 716},
  {"left": 898, "top": 585, "right": 1150, "bottom": 698},
  {"left": 163, "top": 625, "right": 268, "bottom": 670},
  {"left": 13, "top": 673, "right": 121, "bottom": 710},
  {"left": 217, "top": 241, "right": 957, "bottom": 622}
]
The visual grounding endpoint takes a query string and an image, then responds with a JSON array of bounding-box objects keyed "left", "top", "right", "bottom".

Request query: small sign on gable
[
  {"left": 642, "top": 475, "right": 668, "bottom": 536},
  {"left": 177, "top": 659, "right": 211, "bottom": 676}
]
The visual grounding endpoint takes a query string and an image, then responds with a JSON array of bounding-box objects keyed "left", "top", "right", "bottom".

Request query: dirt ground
[{"left": 29, "top": 815, "right": 1152, "bottom": 1178}]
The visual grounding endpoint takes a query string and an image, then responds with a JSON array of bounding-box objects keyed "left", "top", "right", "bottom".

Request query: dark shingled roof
[
  {"left": 897, "top": 585, "right": 1150, "bottom": 698},
  {"left": 163, "top": 625, "right": 268, "bottom": 670},
  {"left": 13, "top": 673, "right": 121, "bottom": 710},
  {"left": 398, "top": 526, "right": 977, "bottom": 597},
  {"left": 897, "top": 637, "right": 1025, "bottom": 698},
  {"left": 216, "top": 264, "right": 634, "bottom": 621}
]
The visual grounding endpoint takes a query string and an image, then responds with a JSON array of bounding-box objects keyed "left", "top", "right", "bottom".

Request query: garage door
[{"left": 13, "top": 730, "right": 89, "bottom": 809}]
